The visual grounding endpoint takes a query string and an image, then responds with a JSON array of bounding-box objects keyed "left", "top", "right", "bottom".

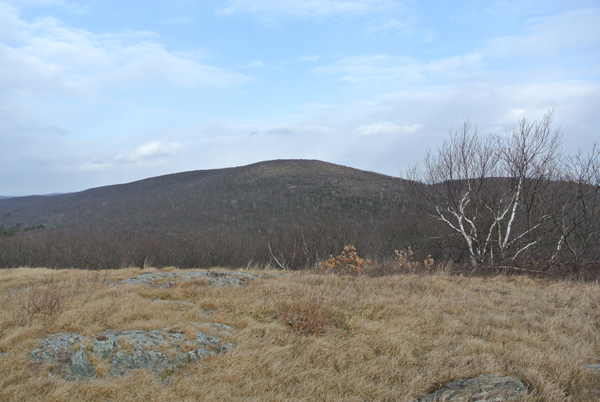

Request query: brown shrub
[
  {"left": 2, "top": 278, "right": 75, "bottom": 327},
  {"left": 318, "top": 245, "right": 372, "bottom": 275},
  {"left": 395, "top": 248, "right": 434, "bottom": 273},
  {"left": 271, "top": 286, "right": 333, "bottom": 335}
]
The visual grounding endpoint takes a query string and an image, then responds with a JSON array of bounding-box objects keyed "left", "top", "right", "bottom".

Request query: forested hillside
[{"left": 0, "top": 160, "right": 409, "bottom": 234}]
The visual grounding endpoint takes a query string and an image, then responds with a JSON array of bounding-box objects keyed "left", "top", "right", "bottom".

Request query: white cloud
[
  {"left": 0, "top": 4, "right": 249, "bottom": 104},
  {"left": 260, "top": 125, "right": 330, "bottom": 136},
  {"left": 365, "top": 16, "right": 413, "bottom": 33},
  {"left": 218, "top": 0, "right": 400, "bottom": 18},
  {"left": 0, "top": 3, "right": 21, "bottom": 43},
  {"left": 4, "top": 77, "right": 599, "bottom": 195},
  {"left": 315, "top": 7, "right": 600, "bottom": 88},
  {"left": 4, "top": 0, "right": 88, "bottom": 14},
  {"left": 315, "top": 53, "right": 484, "bottom": 85},
  {"left": 115, "top": 141, "right": 183, "bottom": 164},
  {"left": 488, "top": 8, "right": 600, "bottom": 61},
  {"left": 2, "top": 3, "right": 599, "bottom": 196},
  {"left": 73, "top": 141, "right": 184, "bottom": 172},
  {"left": 356, "top": 121, "right": 419, "bottom": 136},
  {"left": 248, "top": 60, "right": 264, "bottom": 67}
]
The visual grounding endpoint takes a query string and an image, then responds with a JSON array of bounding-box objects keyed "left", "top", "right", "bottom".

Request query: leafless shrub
[
  {"left": 4, "top": 278, "right": 75, "bottom": 327},
  {"left": 269, "top": 285, "right": 336, "bottom": 335},
  {"left": 394, "top": 248, "right": 434, "bottom": 273},
  {"left": 266, "top": 224, "right": 326, "bottom": 270}
]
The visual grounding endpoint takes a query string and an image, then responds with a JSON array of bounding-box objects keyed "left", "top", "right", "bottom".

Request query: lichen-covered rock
[
  {"left": 31, "top": 333, "right": 85, "bottom": 363},
  {"left": 415, "top": 374, "right": 526, "bottom": 402},
  {"left": 70, "top": 347, "right": 96, "bottom": 378},
  {"left": 92, "top": 334, "right": 120, "bottom": 359},
  {"left": 30, "top": 324, "right": 234, "bottom": 381},
  {"left": 117, "top": 270, "right": 281, "bottom": 288},
  {"left": 109, "top": 349, "right": 172, "bottom": 376}
]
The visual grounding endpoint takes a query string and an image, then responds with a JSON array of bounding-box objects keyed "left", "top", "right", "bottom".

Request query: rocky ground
[
  {"left": 414, "top": 374, "right": 526, "bottom": 401},
  {"left": 30, "top": 324, "right": 234, "bottom": 381},
  {"left": 0, "top": 270, "right": 600, "bottom": 402},
  {"left": 24, "top": 270, "right": 277, "bottom": 381},
  {"left": 115, "top": 269, "right": 282, "bottom": 287}
]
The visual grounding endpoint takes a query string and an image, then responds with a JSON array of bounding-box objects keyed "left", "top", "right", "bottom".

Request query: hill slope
[{"left": 0, "top": 160, "right": 410, "bottom": 235}]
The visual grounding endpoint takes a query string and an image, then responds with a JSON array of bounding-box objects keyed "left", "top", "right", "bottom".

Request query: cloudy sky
[{"left": 1, "top": 0, "right": 599, "bottom": 196}]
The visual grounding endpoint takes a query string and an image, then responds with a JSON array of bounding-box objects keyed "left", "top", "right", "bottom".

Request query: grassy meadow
[{"left": 0, "top": 266, "right": 600, "bottom": 401}]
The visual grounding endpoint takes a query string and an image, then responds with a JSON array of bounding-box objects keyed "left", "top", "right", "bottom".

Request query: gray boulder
[
  {"left": 415, "top": 374, "right": 526, "bottom": 402},
  {"left": 30, "top": 324, "right": 234, "bottom": 381}
]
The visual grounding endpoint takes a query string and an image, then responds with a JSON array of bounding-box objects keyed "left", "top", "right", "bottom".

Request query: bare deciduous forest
[{"left": 0, "top": 110, "right": 598, "bottom": 278}]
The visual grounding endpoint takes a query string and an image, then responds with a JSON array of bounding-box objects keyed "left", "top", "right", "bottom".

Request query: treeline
[
  {"left": 0, "top": 203, "right": 597, "bottom": 277},
  {"left": 0, "top": 214, "right": 426, "bottom": 271}
]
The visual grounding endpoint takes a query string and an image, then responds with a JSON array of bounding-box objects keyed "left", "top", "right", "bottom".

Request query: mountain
[{"left": 0, "top": 160, "right": 411, "bottom": 235}]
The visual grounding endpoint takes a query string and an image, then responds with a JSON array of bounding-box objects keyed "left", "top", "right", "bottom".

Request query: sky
[{"left": 1, "top": 0, "right": 599, "bottom": 196}]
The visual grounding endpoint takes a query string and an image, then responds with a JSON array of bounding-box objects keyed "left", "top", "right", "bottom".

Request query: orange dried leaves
[
  {"left": 394, "top": 248, "right": 434, "bottom": 273},
  {"left": 318, "top": 245, "right": 372, "bottom": 275}
]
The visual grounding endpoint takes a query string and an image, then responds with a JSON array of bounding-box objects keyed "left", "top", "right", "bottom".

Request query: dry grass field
[{"left": 1, "top": 266, "right": 600, "bottom": 401}]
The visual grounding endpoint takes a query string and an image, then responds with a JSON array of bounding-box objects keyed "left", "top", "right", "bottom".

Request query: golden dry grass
[{"left": 0, "top": 267, "right": 599, "bottom": 401}]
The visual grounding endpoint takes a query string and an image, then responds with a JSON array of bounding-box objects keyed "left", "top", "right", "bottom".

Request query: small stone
[
  {"left": 415, "top": 374, "right": 526, "bottom": 402},
  {"left": 586, "top": 363, "right": 600, "bottom": 373},
  {"left": 217, "top": 343, "right": 235, "bottom": 353}
]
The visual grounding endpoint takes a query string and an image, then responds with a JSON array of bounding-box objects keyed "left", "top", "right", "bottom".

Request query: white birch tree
[
  {"left": 550, "top": 144, "right": 600, "bottom": 266},
  {"left": 407, "top": 109, "right": 562, "bottom": 268}
]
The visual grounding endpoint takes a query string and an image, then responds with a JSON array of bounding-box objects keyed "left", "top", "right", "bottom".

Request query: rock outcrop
[
  {"left": 30, "top": 324, "right": 234, "bottom": 381},
  {"left": 415, "top": 374, "right": 526, "bottom": 401},
  {"left": 117, "top": 270, "right": 280, "bottom": 288},
  {"left": 586, "top": 363, "right": 600, "bottom": 373}
]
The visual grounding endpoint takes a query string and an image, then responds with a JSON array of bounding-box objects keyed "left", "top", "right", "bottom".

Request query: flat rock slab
[
  {"left": 30, "top": 324, "right": 234, "bottom": 381},
  {"left": 586, "top": 363, "right": 600, "bottom": 373},
  {"left": 415, "top": 374, "right": 526, "bottom": 402},
  {"left": 117, "top": 270, "right": 281, "bottom": 288}
]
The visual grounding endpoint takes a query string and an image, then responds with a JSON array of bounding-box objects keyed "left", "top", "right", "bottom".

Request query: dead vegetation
[{"left": 0, "top": 266, "right": 600, "bottom": 401}]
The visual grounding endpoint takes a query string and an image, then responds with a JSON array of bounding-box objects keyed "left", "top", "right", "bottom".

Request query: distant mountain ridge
[{"left": 0, "top": 160, "right": 410, "bottom": 235}]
